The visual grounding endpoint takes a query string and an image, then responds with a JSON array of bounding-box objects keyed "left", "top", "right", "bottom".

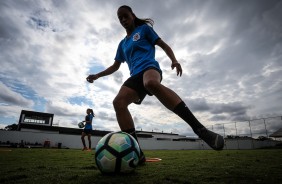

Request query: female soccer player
[
  {"left": 81, "top": 108, "right": 95, "bottom": 151},
  {"left": 87, "top": 5, "right": 224, "bottom": 162}
]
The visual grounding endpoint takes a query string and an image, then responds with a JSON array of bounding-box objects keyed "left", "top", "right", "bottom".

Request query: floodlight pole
[
  {"left": 222, "top": 124, "right": 225, "bottom": 138},
  {"left": 222, "top": 124, "right": 227, "bottom": 149},
  {"left": 235, "top": 122, "right": 239, "bottom": 149},
  {"left": 263, "top": 119, "right": 268, "bottom": 138},
  {"left": 248, "top": 121, "right": 254, "bottom": 149}
]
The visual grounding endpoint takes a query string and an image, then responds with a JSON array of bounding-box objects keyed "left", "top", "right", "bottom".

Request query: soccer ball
[
  {"left": 95, "top": 132, "right": 141, "bottom": 174},
  {"left": 78, "top": 122, "right": 85, "bottom": 128}
]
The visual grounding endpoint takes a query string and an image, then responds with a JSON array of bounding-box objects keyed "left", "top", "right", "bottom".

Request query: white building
[{"left": 0, "top": 110, "right": 280, "bottom": 150}]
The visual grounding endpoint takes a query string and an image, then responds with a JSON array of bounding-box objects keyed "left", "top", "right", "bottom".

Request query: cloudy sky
[{"left": 0, "top": 0, "right": 281, "bottom": 137}]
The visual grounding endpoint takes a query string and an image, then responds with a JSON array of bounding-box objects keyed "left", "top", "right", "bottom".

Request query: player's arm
[
  {"left": 84, "top": 116, "right": 92, "bottom": 124},
  {"left": 155, "top": 39, "right": 182, "bottom": 76},
  {"left": 84, "top": 116, "right": 88, "bottom": 124},
  {"left": 86, "top": 61, "right": 121, "bottom": 83}
]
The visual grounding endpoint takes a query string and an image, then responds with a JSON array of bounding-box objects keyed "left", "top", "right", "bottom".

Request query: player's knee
[
  {"left": 144, "top": 79, "right": 160, "bottom": 93},
  {"left": 113, "top": 97, "right": 128, "bottom": 110},
  {"left": 113, "top": 97, "right": 120, "bottom": 109}
]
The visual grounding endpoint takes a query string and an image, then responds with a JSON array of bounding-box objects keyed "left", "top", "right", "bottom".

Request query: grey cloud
[
  {"left": 209, "top": 102, "right": 249, "bottom": 115},
  {"left": 187, "top": 98, "right": 210, "bottom": 112},
  {"left": 97, "top": 111, "right": 116, "bottom": 122},
  {"left": 0, "top": 15, "right": 21, "bottom": 39},
  {"left": 0, "top": 82, "right": 34, "bottom": 107},
  {"left": 0, "top": 0, "right": 281, "bottom": 134},
  {"left": 45, "top": 102, "right": 78, "bottom": 117},
  {"left": 142, "top": 96, "right": 159, "bottom": 106},
  {"left": 209, "top": 115, "right": 228, "bottom": 121},
  {"left": 187, "top": 98, "right": 250, "bottom": 121},
  {"left": 112, "top": 71, "right": 123, "bottom": 84}
]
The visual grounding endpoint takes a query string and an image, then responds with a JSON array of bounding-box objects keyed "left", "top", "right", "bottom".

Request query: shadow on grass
[{"left": 0, "top": 174, "right": 28, "bottom": 183}]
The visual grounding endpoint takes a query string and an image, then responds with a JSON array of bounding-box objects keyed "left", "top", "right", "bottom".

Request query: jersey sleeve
[
  {"left": 114, "top": 40, "right": 125, "bottom": 63},
  {"left": 144, "top": 24, "right": 160, "bottom": 45}
]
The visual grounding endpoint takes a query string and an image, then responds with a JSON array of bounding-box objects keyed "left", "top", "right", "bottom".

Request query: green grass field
[{"left": 0, "top": 148, "right": 281, "bottom": 184}]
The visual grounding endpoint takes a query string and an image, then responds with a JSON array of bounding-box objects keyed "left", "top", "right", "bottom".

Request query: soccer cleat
[
  {"left": 82, "top": 147, "right": 88, "bottom": 151},
  {"left": 138, "top": 152, "right": 146, "bottom": 165},
  {"left": 197, "top": 128, "right": 224, "bottom": 150}
]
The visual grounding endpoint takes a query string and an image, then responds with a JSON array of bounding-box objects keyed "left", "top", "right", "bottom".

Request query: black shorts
[
  {"left": 123, "top": 67, "right": 162, "bottom": 104},
  {"left": 83, "top": 129, "right": 92, "bottom": 134}
]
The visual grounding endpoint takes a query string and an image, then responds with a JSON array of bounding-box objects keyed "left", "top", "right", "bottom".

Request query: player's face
[{"left": 117, "top": 8, "right": 135, "bottom": 30}]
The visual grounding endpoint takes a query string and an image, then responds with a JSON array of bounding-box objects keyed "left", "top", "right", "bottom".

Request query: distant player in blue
[
  {"left": 81, "top": 108, "right": 95, "bottom": 151},
  {"left": 87, "top": 5, "right": 224, "bottom": 163}
]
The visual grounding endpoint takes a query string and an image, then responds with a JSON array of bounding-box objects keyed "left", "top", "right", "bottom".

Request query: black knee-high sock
[
  {"left": 124, "top": 128, "right": 144, "bottom": 155},
  {"left": 124, "top": 128, "right": 139, "bottom": 142},
  {"left": 173, "top": 101, "right": 204, "bottom": 133}
]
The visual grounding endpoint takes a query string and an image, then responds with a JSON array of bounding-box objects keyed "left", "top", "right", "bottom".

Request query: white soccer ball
[{"left": 78, "top": 122, "right": 85, "bottom": 128}]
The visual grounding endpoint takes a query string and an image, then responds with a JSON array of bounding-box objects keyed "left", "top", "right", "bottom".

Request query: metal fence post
[
  {"left": 222, "top": 124, "right": 227, "bottom": 149},
  {"left": 235, "top": 122, "right": 239, "bottom": 149},
  {"left": 248, "top": 121, "right": 254, "bottom": 149},
  {"left": 263, "top": 118, "right": 268, "bottom": 137}
]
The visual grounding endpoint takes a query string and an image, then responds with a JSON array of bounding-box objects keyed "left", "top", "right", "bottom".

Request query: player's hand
[
  {"left": 86, "top": 74, "right": 99, "bottom": 83},
  {"left": 171, "top": 62, "right": 182, "bottom": 76}
]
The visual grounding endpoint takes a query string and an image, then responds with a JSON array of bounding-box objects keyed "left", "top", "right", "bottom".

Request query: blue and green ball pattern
[{"left": 95, "top": 132, "right": 141, "bottom": 173}]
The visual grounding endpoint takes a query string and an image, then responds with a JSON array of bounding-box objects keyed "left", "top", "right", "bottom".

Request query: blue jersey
[
  {"left": 115, "top": 24, "right": 162, "bottom": 76},
  {"left": 84, "top": 114, "right": 93, "bottom": 130}
]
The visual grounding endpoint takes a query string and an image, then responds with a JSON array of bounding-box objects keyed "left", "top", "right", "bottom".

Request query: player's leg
[
  {"left": 143, "top": 69, "right": 182, "bottom": 109},
  {"left": 113, "top": 86, "right": 146, "bottom": 163},
  {"left": 81, "top": 132, "right": 87, "bottom": 150},
  {"left": 87, "top": 134, "right": 92, "bottom": 150},
  {"left": 113, "top": 86, "right": 139, "bottom": 131},
  {"left": 143, "top": 69, "right": 224, "bottom": 150}
]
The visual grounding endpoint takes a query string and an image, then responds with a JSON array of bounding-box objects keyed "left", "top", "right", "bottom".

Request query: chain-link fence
[
  {"left": 199, "top": 116, "right": 281, "bottom": 149},
  {"left": 207, "top": 116, "right": 282, "bottom": 140}
]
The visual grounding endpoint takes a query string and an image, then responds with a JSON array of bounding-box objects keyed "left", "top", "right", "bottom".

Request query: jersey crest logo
[{"left": 133, "top": 32, "right": 140, "bottom": 41}]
